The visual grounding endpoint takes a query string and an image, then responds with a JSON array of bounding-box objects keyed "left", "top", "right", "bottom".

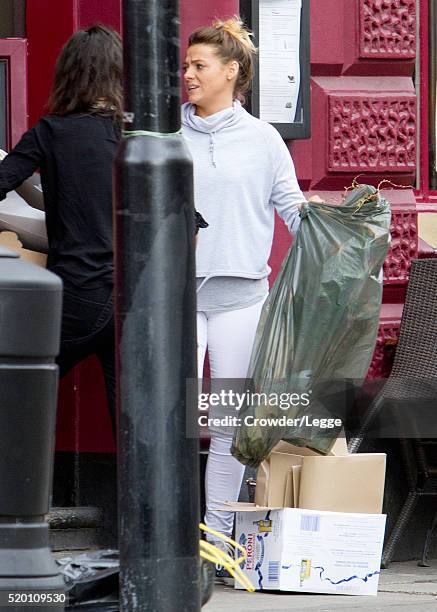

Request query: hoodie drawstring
[
  {"left": 209, "top": 133, "right": 217, "bottom": 168},
  {"left": 196, "top": 274, "right": 212, "bottom": 293},
  {"left": 181, "top": 101, "right": 245, "bottom": 168}
]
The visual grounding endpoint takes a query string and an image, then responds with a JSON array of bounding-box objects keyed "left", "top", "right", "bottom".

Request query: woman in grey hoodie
[{"left": 182, "top": 16, "right": 306, "bottom": 571}]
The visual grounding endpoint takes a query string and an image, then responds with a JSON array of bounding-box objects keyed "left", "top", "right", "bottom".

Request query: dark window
[
  {"left": 0, "top": 60, "right": 6, "bottom": 150},
  {"left": 0, "top": 1, "right": 25, "bottom": 38}
]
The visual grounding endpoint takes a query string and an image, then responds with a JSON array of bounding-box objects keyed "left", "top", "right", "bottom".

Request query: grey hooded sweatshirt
[{"left": 181, "top": 100, "right": 305, "bottom": 312}]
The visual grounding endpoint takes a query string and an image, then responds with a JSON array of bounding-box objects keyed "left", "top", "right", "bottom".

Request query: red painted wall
[
  {"left": 26, "top": 1, "right": 77, "bottom": 127},
  {"left": 26, "top": 0, "right": 121, "bottom": 128},
  {"left": 181, "top": 1, "right": 238, "bottom": 58},
  {"left": 78, "top": 0, "right": 121, "bottom": 31}
]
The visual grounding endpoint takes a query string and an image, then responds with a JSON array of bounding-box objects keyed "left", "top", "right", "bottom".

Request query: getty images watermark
[
  {"left": 186, "top": 376, "right": 437, "bottom": 439},
  {"left": 198, "top": 390, "right": 340, "bottom": 429},
  {"left": 185, "top": 378, "right": 344, "bottom": 438}
]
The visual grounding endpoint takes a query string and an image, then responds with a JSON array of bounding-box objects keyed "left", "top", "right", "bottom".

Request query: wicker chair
[{"left": 348, "top": 259, "right": 437, "bottom": 568}]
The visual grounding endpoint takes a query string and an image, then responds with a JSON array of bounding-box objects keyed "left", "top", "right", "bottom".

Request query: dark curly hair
[{"left": 48, "top": 24, "right": 123, "bottom": 121}]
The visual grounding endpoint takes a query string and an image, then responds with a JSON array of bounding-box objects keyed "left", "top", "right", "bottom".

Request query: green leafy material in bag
[{"left": 231, "top": 184, "right": 391, "bottom": 468}]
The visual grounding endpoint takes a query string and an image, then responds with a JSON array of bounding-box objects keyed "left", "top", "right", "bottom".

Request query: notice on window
[{"left": 259, "top": 0, "right": 302, "bottom": 124}]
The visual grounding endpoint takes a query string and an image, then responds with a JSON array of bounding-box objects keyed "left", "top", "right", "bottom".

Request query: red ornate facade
[
  {"left": 367, "top": 305, "right": 403, "bottom": 379},
  {"left": 303, "top": 77, "right": 416, "bottom": 188},
  {"left": 384, "top": 200, "right": 418, "bottom": 283},
  {"left": 359, "top": 0, "right": 416, "bottom": 59},
  {"left": 328, "top": 95, "right": 416, "bottom": 173}
]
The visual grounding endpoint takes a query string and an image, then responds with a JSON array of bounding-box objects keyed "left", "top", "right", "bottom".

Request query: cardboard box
[
  {"left": 255, "top": 436, "right": 349, "bottom": 506},
  {"left": 298, "top": 454, "right": 386, "bottom": 514},
  {"left": 273, "top": 436, "right": 349, "bottom": 457},
  {"left": 256, "top": 444, "right": 386, "bottom": 514},
  {"left": 255, "top": 452, "right": 303, "bottom": 507},
  {"left": 233, "top": 504, "right": 386, "bottom": 595},
  {"left": 0, "top": 231, "right": 47, "bottom": 267},
  {"left": 284, "top": 465, "right": 301, "bottom": 507}
]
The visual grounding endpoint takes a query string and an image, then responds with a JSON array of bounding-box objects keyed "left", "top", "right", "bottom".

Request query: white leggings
[{"left": 197, "top": 297, "right": 266, "bottom": 540}]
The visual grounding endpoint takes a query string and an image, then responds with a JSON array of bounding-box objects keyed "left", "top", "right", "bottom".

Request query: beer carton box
[{"left": 233, "top": 505, "right": 386, "bottom": 596}]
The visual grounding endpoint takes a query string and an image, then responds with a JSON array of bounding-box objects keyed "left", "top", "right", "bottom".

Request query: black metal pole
[{"left": 115, "top": 1, "right": 200, "bottom": 611}]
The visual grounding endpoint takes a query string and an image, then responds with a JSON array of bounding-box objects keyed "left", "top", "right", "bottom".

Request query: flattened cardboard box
[
  {"left": 231, "top": 504, "right": 386, "bottom": 596},
  {"left": 256, "top": 443, "right": 386, "bottom": 514},
  {"left": 255, "top": 436, "right": 349, "bottom": 507},
  {"left": 255, "top": 452, "right": 303, "bottom": 506},
  {"left": 298, "top": 454, "right": 386, "bottom": 514},
  {"left": 273, "top": 436, "right": 349, "bottom": 457}
]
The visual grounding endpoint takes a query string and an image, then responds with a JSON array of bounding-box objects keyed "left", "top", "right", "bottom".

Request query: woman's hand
[
  {"left": 299, "top": 195, "right": 324, "bottom": 212},
  {"left": 308, "top": 195, "right": 324, "bottom": 203}
]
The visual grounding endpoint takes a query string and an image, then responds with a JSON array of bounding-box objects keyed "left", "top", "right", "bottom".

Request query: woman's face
[{"left": 183, "top": 44, "right": 237, "bottom": 112}]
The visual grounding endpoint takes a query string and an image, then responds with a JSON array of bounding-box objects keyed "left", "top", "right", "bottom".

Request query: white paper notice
[{"left": 259, "top": 0, "right": 302, "bottom": 123}]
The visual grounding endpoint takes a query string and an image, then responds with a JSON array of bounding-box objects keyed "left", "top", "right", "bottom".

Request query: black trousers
[{"left": 56, "top": 283, "right": 116, "bottom": 437}]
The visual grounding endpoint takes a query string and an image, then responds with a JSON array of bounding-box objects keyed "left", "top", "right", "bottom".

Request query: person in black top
[
  {"left": 0, "top": 25, "right": 123, "bottom": 434},
  {"left": 0, "top": 24, "right": 208, "bottom": 438}
]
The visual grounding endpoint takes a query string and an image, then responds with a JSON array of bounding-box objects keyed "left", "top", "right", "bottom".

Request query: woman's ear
[{"left": 227, "top": 60, "right": 239, "bottom": 81}]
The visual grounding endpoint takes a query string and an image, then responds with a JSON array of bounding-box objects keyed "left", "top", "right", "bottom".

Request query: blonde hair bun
[{"left": 213, "top": 16, "right": 257, "bottom": 54}]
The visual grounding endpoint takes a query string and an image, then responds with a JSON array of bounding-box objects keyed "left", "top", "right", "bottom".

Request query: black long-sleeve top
[
  {"left": 0, "top": 113, "right": 208, "bottom": 289},
  {"left": 0, "top": 113, "right": 119, "bottom": 289}
]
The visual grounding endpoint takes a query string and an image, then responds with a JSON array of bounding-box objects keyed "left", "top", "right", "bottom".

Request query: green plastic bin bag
[{"left": 231, "top": 184, "right": 391, "bottom": 468}]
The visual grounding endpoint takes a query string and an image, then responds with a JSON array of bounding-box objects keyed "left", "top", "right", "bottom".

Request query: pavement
[{"left": 203, "top": 560, "right": 437, "bottom": 611}]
